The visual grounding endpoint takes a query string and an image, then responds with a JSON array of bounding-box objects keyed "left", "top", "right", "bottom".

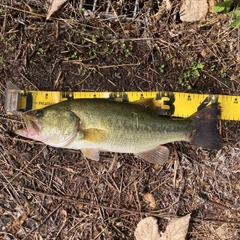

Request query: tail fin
[{"left": 190, "top": 103, "right": 223, "bottom": 150}]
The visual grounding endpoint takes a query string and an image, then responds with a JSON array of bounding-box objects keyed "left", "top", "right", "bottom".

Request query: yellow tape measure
[{"left": 5, "top": 81, "right": 240, "bottom": 120}]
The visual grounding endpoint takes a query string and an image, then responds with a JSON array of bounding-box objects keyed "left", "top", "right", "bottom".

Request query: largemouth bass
[{"left": 16, "top": 99, "right": 223, "bottom": 164}]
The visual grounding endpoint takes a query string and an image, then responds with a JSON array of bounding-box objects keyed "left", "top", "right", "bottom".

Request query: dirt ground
[{"left": 0, "top": 0, "right": 240, "bottom": 239}]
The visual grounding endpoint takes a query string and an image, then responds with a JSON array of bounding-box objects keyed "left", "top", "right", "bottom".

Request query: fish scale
[{"left": 68, "top": 99, "right": 191, "bottom": 152}]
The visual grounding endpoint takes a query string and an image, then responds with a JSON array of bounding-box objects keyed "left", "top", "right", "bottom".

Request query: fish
[{"left": 15, "top": 99, "right": 223, "bottom": 165}]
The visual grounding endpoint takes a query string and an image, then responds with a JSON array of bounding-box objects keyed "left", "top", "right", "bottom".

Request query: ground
[{"left": 0, "top": 0, "right": 240, "bottom": 239}]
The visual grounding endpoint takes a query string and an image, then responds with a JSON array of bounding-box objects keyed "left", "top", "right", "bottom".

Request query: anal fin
[
  {"left": 136, "top": 146, "right": 169, "bottom": 165},
  {"left": 81, "top": 148, "right": 100, "bottom": 161}
]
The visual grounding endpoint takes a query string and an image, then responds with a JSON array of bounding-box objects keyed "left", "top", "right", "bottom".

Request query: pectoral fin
[
  {"left": 82, "top": 128, "right": 108, "bottom": 143},
  {"left": 136, "top": 146, "right": 169, "bottom": 165},
  {"left": 80, "top": 129, "right": 107, "bottom": 161},
  {"left": 81, "top": 148, "right": 100, "bottom": 161}
]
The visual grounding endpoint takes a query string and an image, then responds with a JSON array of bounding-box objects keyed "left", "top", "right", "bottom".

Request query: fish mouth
[{"left": 16, "top": 114, "right": 42, "bottom": 138}]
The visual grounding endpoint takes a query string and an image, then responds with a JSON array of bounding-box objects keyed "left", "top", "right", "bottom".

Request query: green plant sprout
[
  {"left": 159, "top": 64, "right": 165, "bottom": 73},
  {"left": 79, "top": 8, "right": 85, "bottom": 13},
  {"left": 120, "top": 39, "right": 126, "bottom": 48},
  {"left": 181, "top": 44, "right": 186, "bottom": 49},
  {"left": 178, "top": 78, "right": 192, "bottom": 90},
  {"left": 210, "top": 65, "right": 216, "bottom": 72},
  {"left": 90, "top": 34, "right": 96, "bottom": 42},
  {"left": 119, "top": 39, "right": 130, "bottom": 57},
  {"left": 64, "top": 51, "right": 82, "bottom": 61},
  {"left": 124, "top": 49, "right": 129, "bottom": 57},
  {"left": 114, "top": 72, "right": 121, "bottom": 78},
  {"left": 178, "top": 61, "right": 205, "bottom": 90},
  {"left": 0, "top": 56, "right": 7, "bottom": 67},
  {"left": 71, "top": 51, "right": 78, "bottom": 59},
  {"left": 81, "top": 68, "right": 88, "bottom": 77},
  {"left": 38, "top": 47, "right": 46, "bottom": 55},
  {"left": 1, "top": 34, "right": 16, "bottom": 42},
  {"left": 220, "top": 69, "right": 227, "bottom": 78},
  {"left": 104, "top": 44, "right": 112, "bottom": 54},
  {"left": 89, "top": 48, "right": 96, "bottom": 59},
  {"left": 191, "top": 62, "right": 204, "bottom": 77}
]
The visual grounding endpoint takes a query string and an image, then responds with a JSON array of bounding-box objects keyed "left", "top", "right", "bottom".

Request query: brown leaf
[
  {"left": 76, "top": 203, "right": 83, "bottom": 209},
  {"left": 12, "top": 213, "right": 27, "bottom": 227},
  {"left": 153, "top": 164, "right": 161, "bottom": 171},
  {"left": 201, "top": 50, "right": 207, "bottom": 58},
  {"left": 180, "top": 0, "right": 208, "bottom": 22},
  {"left": 134, "top": 217, "right": 161, "bottom": 240},
  {"left": 160, "top": 214, "right": 191, "bottom": 240},
  {"left": 46, "top": 0, "right": 68, "bottom": 20},
  {"left": 34, "top": 233, "right": 44, "bottom": 240},
  {"left": 134, "top": 214, "right": 191, "bottom": 240},
  {"left": 165, "top": 0, "right": 172, "bottom": 11},
  {"left": 237, "top": 53, "right": 240, "bottom": 62},
  {"left": 61, "top": 209, "right": 67, "bottom": 216},
  {"left": 214, "top": 223, "right": 230, "bottom": 240},
  {"left": 143, "top": 193, "right": 156, "bottom": 209}
]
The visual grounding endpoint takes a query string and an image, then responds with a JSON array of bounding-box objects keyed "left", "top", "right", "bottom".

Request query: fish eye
[{"left": 35, "top": 110, "right": 44, "bottom": 118}]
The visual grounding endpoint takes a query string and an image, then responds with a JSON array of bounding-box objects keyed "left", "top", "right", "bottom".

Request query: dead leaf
[
  {"left": 61, "top": 209, "right": 67, "bottom": 216},
  {"left": 153, "top": 164, "right": 161, "bottom": 171},
  {"left": 160, "top": 214, "right": 191, "bottom": 240},
  {"left": 12, "top": 213, "right": 27, "bottom": 227},
  {"left": 201, "top": 50, "right": 207, "bottom": 58},
  {"left": 83, "top": 9, "right": 96, "bottom": 20},
  {"left": 180, "top": 0, "right": 208, "bottom": 22},
  {"left": 237, "top": 53, "right": 240, "bottom": 62},
  {"left": 34, "top": 234, "right": 44, "bottom": 240},
  {"left": 165, "top": 0, "right": 172, "bottom": 11},
  {"left": 214, "top": 223, "right": 230, "bottom": 240},
  {"left": 76, "top": 203, "right": 83, "bottom": 209},
  {"left": 46, "top": 0, "right": 68, "bottom": 20},
  {"left": 143, "top": 193, "right": 156, "bottom": 209},
  {"left": 135, "top": 214, "right": 191, "bottom": 240},
  {"left": 134, "top": 217, "right": 161, "bottom": 240}
]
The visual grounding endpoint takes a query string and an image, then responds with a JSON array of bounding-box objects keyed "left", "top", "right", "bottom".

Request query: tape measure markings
[
  {"left": 18, "top": 91, "right": 240, "bottom": 120},
  {"left": 5, "top": 82, "right": 240, "bottom": 120}
]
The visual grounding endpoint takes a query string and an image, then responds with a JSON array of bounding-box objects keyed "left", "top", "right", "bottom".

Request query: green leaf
[
  {"left": 196, "top": 63, "right": 204, "bottom": 69},
  {"left": 224, "top": 1, "right": 232, "bottom": 12},
  {"left": 233, "top": 10, "right": 240, "bottom": 16},
  {"left": 212, "top": 1, "right": 232, "bottom": 13},
  {"left": 212, "top": 2, "right": 226, "bottom": 13},
  {"left": 229, "top": 16, "right": 240, "bottom": 27}
]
